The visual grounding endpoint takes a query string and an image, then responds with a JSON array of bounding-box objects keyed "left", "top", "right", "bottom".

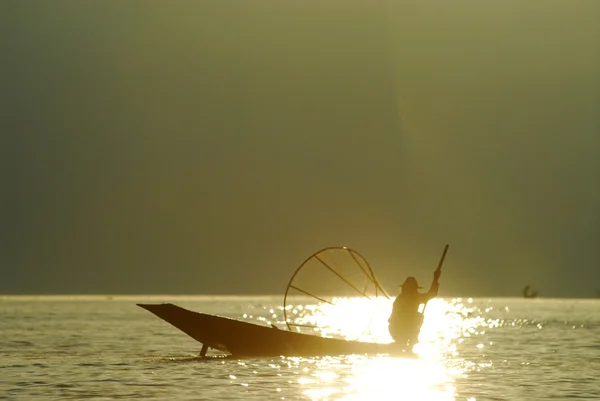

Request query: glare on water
[
  {"left": 283, "top": 296, "right": 485, "bottom": 400},
  {"left": 2, "top": 295, "right": 599, "bottom": 400}
]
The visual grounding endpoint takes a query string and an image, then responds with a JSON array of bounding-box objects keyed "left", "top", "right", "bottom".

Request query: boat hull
[{"left": 138, "top": 303, "right": 403, "bottom": 358}]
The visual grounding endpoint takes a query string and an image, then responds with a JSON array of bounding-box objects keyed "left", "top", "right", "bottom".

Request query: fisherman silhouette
[
  {"left": 388, "top": 269, "right": 441, "bottom": 348},
  {"left": 523, "top": 285, "right": 538, "bottom": 298}
]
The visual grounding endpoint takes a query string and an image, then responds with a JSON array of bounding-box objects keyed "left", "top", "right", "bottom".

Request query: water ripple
[{"left": 0, "top": 296, "right": 599, "bottom": 400}]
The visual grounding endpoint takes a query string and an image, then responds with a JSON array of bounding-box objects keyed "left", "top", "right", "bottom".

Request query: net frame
[{"left": 283, "top": 246, "right": 390, "bottom": 331}]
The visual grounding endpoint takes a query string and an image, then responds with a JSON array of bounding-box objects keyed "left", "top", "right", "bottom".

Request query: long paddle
[
  {"left": 423, "top": 244, "right": 449, "bottom": 313},
  {"left": 435, "top": 244, "right": 449, "bottom": 276}
]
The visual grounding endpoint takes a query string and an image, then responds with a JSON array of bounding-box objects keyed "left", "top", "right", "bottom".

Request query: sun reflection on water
[
  {"left": 283, "top": 296, "right": 487, "bottom": 400},
  {"left": 292, "top": 296, "right": 393, "bottom": 342},
  {"left": 342, "top": 357, "right": 455, "bottom": 401}
]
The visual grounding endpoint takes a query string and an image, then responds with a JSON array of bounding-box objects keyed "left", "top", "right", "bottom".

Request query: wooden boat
[
  {"left": 138, "top": 246, "right": 448, "bottom": 358},
  {"left": 138, "top": 303, "right": 404, "bottom": 357}
]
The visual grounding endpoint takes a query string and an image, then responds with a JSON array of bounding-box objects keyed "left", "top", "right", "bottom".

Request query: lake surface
[{"left": 1, "top": 295, "right": 599, "bottom": 400}]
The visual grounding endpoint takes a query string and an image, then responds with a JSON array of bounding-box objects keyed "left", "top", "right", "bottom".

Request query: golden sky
[{"left": 3, "top": 1, "right": 599, "bottom": 296}]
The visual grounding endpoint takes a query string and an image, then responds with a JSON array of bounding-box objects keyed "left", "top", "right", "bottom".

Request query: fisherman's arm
[{"left": 426, "top": 269, "right": 441, "bottom": 300}]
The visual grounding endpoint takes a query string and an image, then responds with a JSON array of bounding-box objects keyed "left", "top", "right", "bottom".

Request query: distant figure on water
[
  {"left": 523, "top": 285, "right": 538, "bottom": 298},
  {"left": 388, "top": 269, "right": 441, "bottom": 347}
]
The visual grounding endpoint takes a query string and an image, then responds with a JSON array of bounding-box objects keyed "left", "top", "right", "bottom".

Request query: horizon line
[{"left": 1, "top": 293, "right": 598, "bottom": 300}]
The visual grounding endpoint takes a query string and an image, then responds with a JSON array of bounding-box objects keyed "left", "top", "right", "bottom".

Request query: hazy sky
[{"left": 3, "top": 1, "right": 599, "bottom": 297}]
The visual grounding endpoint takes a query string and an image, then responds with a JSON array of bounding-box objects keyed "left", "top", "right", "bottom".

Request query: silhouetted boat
[
  {"left": 523, "top": 285, "right": 538, "bottom": 298},
  {"left": 138, "top": 303, "right": 404, "bottom": 357},
  {"left": 138, "top": 246, "right": 447, "bottom": 358}
]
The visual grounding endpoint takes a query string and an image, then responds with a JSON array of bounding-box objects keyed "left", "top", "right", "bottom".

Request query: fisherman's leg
[
  {"left": 391, "top": 325, "right": 422, "bottom": 349},
  {"left": 390, "top": 325, "right": 411, "bottom": 346}
]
